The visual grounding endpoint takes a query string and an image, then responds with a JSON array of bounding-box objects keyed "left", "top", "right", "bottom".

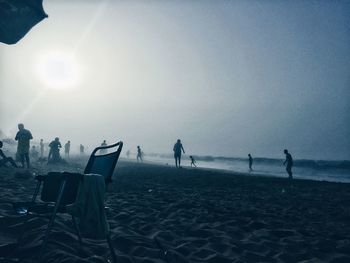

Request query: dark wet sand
[{"left": 0, "top": 158, "right": 350, "bottom": 262}]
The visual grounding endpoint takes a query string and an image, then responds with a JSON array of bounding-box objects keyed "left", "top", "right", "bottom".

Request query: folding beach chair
[
  {"left": 14, "top": 141, "right": 123, "bottom": 262},
  {"left": 84, "top": 141, "right": 124, "bottom": 185}
]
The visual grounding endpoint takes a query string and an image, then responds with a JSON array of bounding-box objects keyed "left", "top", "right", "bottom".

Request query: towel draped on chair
[{"left": 67, "top": 173, "right": 109, "bottom": 239}]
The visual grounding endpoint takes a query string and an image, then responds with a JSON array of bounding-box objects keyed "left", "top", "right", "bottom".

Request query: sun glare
[{"left": 36, "top": 51, "right": 80, "bottom": 90}]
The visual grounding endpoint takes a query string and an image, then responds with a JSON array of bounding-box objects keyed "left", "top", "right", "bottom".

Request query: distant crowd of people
[
  {"left": 0, "top": 124, "right": 91, "bottom": 168},
  {"left": 0, "top": 123, "right": 294, "bottom": 179}
]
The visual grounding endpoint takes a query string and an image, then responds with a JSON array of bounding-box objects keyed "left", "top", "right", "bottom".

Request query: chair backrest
[
  {"left": 84, "top": 141, "right": 123, "bottom": 184},
  {"left": 41, "top": 172, "right": 81, "bottom": 205}
]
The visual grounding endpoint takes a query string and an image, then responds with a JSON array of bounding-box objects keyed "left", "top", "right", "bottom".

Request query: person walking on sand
[
  {"left": 40, "top": 139, "right": 44, "bottom": 158},
  {"left": 137, "top": 146, "right": 143, "bottom": 162},
  {"left": 126, "top": 150, "right": 130, "bottom": 159},
  {"left": 0, "top": 141, "right": 18, "bottom": 167},
  {"left": 15, "top": 123, "right": 33, "bottom": 168},
  {"left": 64, "top": 140, "right": 71, "bottom": 158},
  {"left": 100, "top": 140, "right": 107, "bottom": 154},
  {"left": 173, "top": 139, "right": 185, "bottom": 168},
  {"left": 190, "top": 155, "right": 197, "bottom": 167},
  {"left": 248, "top": 153, "right": 253, "bottom": 172},
  {"left": 283, "top": 149, "right": 293, "bottom": 179}
]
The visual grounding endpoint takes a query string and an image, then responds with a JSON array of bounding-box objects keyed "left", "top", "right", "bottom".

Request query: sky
[{"left": 0, "top": 0, "right": 349, "bottom": 160}]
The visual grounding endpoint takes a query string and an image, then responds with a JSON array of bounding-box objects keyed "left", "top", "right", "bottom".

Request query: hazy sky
[{"left": 1, "top": 0, "right": 349, "bottom": 160}]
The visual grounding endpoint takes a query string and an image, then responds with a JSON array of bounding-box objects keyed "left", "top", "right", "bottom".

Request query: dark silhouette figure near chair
[
  {"left": 283, "top": 149, "right": 293, "bottom": 179},
  {"left": 0, "top": 141, "right": 18, "bottom": 167},
  {"left": 173, "top": 139, "right": 185, "bottom": 168},
  {"left": 14, "top": 141, "right": 123, "bottom": 262}
]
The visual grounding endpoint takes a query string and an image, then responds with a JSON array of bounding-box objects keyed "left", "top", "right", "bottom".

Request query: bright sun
[{"left": 36, "top": 51, "right": 80, "bottom": 90}]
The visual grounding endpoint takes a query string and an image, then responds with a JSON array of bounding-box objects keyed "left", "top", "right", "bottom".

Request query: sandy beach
[{"left": 0, "top": 158, "right": 350, "bottom": 263}]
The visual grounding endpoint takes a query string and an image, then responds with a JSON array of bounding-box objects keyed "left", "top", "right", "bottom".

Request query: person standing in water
[
  {"left": 283, "top": 149, "right": 293, "bottom": 179},
  {"left": 64, "top": 140, "right": 71, "bottom": 158},
  {"left": 173, "top": 139, "right": 185, "bottom": 168},
  {"left": 40, "top": 139, "right": 44, "bottom": 158},
  {"left": 15, "top": 123, "right": 33, "bottom": 168},
  {"left": 126, "top": 150, "right": 130, "bottom": 159},
  {"left": 137, "top": 146, "right": 143, "bottom": 162},
  {"left": 190, "top": 155, "right": 197, "bottom": 167},
  {"left": 248, "top": 154, "right": 253, "bottom": 172}
]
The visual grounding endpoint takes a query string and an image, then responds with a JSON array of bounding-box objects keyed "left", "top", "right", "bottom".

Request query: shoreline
[{"left": 120, "top": 158, "right": 350, "bottom": 184}]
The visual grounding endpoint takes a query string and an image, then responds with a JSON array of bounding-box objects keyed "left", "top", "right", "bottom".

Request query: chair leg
[
  {"left": 38, "top": 181, "right": 67, "bottom": 262},
  {"left": 107, "top": 234, "right": 117, "bottom": 263},
  {"left": 72, "top": 215, "right": 83, "bottom": 246},
  {"left": 37, "top": 212, "right": 57, "bottom": 261},
  {"left": 17, "top": 180, "right": 42, "bottom": 245},
  {"left": 31, "top": 180, "right": 42, "bottom": 203}
]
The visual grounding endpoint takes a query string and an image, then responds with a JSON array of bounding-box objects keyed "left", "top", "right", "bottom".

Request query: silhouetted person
[
  {"left": 31, "top": 145, "right": 39, "bottom": 160},
  {"left": 15, "top": 123, "right": 33, "bottom": 168},
  {"left": 248, "top": 154, "right": 253, "bottom": 172},
  {"left": 80, "top": 144, "right": 85, "bottom": 155},
  {"left": 0, "top": 141, "right": 18, "bottom": 167},
  {"left": 190, "top": 155, "right": 196, "bottom": 167},
  {"left": 64, "top": 140, "right": 71, "bottom": 157},
  {"left": 40, "top": 139, "right": 44, "bottom": 158},
  {"left": 126, "top": 150, "right": 130, "bottom": 159},
  {"left": 100, "top": 140, "right": 107, "bottom": 154},
  {"left": 137, "top": 146, "right": 143, "bottom": 162},
  {"left": 48, "top": 137, "right": 62, "bottom": 163},
  {"left": 173, "top": 139, "right": 185, "bottom": 168},
  {"left": 283, "top": 149, "right": 293, "bottom": 179}
]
